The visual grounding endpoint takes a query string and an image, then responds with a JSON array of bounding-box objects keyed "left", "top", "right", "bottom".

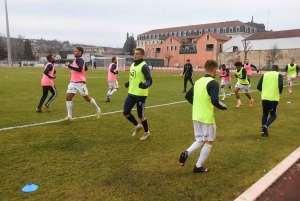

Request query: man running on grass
[
  {"left": 64, "top": 47, "right": 101, "bottom": 120},
  {"left": 123, "top": 48, "right": 153, "bottom": 140},
  {"left": 219, "top": 64, "right": 232, "bottom": 101},
  {"left": 234, "top": 61, "right": 254, "bottom": 108},
  {"left": 257, "top": 65, "right": 283, "bottom": 137},
  {"left": 36, "top": 54, "right": 57, "bottom": 112},
  {"left": 179, "top": 60, "right": 227, "bottom": 173},
  {"left": 285, "top": 58, "right": 299, "bottom": 96},
  {"left": 106, "top": 57, "right": 119, "bottom": 102}
]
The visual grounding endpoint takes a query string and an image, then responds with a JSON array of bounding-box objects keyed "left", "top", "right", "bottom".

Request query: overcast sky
[{"left": 0, "top": 0, "right": 299, "bottom": 47}]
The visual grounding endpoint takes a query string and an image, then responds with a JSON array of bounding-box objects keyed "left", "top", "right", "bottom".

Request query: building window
[
  {"left": 141, "top": 42, "right": 143, "bottom": 46},
  {"left": 217, "top": 28, "right": 220, "bottom": 34},
  {"left": 206, "top": 44, "right": 214, "bottom": 51},
  {"left": 137, "top": 42, "right": 139, "bottom": 46},
  {"left": 145, "top": 42, "right": 147, "bottom": 45},
  {"left": 245, "top": 27, "right": 248, "bottom": 33},
  {"left": 160, "top": 41, "right": 163, "bottom": 44},
  {"left": 199, "top": 30, "right": 202, "bottom": 35},
  {"left": 157, "top": 41, "right": 159, "bottom": 44},
  {"left": 171, "top": 46, "right": 173, "bottom": 51},
  {"left": 175, "top": 46, "right": 177, "bottom": 51},
  {"left": 152, "top": 41, "right": 154, "bottom": 44},
  {"left": 152, "top": 48, "right": 155, "bottom": 52},
  {"left": 236, "top": 27, "right": 240, "bottom": 32},
  {"left": 166, "top": 46, "right": 169, "bottom": 51},
  {"left": 219, "top": 44, "right": 222, "bottom": 53},
  {"left": 223, "top": 28, "right": 226, "bottom": 33},
  {"left": 170, "top": 38, "right": 172, "bottom": 43},
  {"left": 206, "top": 34, "right": 210, "bottom": 40},
  {"left": 230, "top": 28, "right": 233, "bottom": 33},
  {"left": 210, "top": 29, "right": 214, "bottom": 32}
]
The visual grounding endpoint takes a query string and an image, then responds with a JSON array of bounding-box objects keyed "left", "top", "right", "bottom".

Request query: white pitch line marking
[{"left": 0, "top": 83, "right": 299, "bottom": 132}]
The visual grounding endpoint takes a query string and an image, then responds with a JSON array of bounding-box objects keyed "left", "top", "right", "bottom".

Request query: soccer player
[
  {"left": 106, "top": 57, "right": 119, "bottom": 102},
  {"left": 285, "top": 58, "right": 299, "bottom": 96},
  {"left": 123, "top": 48, "right": 152, "bottom": 141},
  {"left": 181, "top": 59, "right": 194, "bottom": 93},
  {"left": 219, "top": 64, "right": 232, "bottom": 101},
  {"left": 243, "top": 59, "right": 259, "bottom": 91},
  {"left": 257, "top": 65, "right": 283, "bottom": 137},
  {"left": 64, "top": 47, "right": 101, "bottom": 120},
  {"left": 178, "top": 60, "right": 227, "bottom": 173},
  {"left": 36, "top": 55, "right": 57, "bottom": 112},
  {"left": 234, "top": 61, "right": 254, "bottom": 108}
]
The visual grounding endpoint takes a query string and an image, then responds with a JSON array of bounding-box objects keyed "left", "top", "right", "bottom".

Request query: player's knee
[
  {"left": 124, "top": 114, "right": 130, "bottom": 118},
  {"left": 140, "top": 117, "right": 147, "bottom": 122}
]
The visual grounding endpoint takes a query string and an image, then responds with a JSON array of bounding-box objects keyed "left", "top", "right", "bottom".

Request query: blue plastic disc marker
[{"left": 22, "top": 183, "right": 38, "bottom": 193}]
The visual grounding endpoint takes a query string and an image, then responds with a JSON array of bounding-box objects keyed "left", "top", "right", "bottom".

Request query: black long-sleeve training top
[
  {"left": 182, "top": 63, "right": 194, "bottom": 78},
  {"left": 185, "top": 74, "right": 227, "bottom": 110},
  {"left": 243, "top": 63, "right": 258, "bottom": 71},
  {"left": 110, "top": 63, "right": 118, "bottom": 75},
  {"left": 257, "top": 73, "right": 284, "bottom": 94},
  {"left": 132, "top": 59, "right": 152, "bottom": 88},
  {"left": 285, "top": 64, "right": 299, "bottom": 75},
  {"left": 68, "top": 57, "right": 88, "bottom": 72},
  {"left": 44, "top": 63, "right": 56, "bottom": 79}
]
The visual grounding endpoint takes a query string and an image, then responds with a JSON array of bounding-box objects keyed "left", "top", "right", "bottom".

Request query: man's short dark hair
[
  {"left": 112, "top": 57, "right": 117, "bottom": 62},
  {"left": 46, "top": 54, "right": 53, "bottom": 62},
  {"left": 135, "top": 48, "right": 145, "bottom": 55},
  {"left": 187, "top": 59, "right": 190, "bottom": 62},
  {"left": 271, "top": 65, "right": 279, "bottom": 71},
  {"left": 76, "top": 47, "right": 84, "bottom": 55},
  {"left": 221, "top": 64, "right": 226, "bottom": 67},
  {"left": 204, "top": 60, "right": 218, "bottom": 72},
  {"left": 234, "top": 61, "right": 243, "bottom": 67}
]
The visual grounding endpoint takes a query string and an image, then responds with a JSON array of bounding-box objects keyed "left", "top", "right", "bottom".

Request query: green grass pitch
[{"left": 0, "top": 67, "right": 299, "bottom": 201}]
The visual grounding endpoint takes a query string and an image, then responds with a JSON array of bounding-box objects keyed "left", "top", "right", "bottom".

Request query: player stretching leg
[
  {"left": 285, "top": 58, "right": 299, "bottom": 96},
  {"left": 234, "top": 62, "right": 254, "bottom": 108},
  {"left": 36, "top": 55, "right": 57, "bottom": 112},
  {"left": 219, "top": 64, "right": 232, "bottom": 101},
  {"left": 106, "top": 57, "right": 119, "bottom": 102},
  {"left": 64, "top": 47, "right": 101, "bottom": 120},
  {"left": 123, "top": 48, "right": 153, "bottom": 140},
  {"left": 179, "top": 60, "right": 227, "bottom": 173}
]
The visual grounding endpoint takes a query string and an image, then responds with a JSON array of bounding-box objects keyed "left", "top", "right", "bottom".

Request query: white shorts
[
  {"left": 108, "top": 81, "right": 119, "bottom": 89},
  {"left": 67, "top": 82, "right": 89, "bottom": 96},
  {"left": 193, "top": 121, "right": 216, "bottom": 142},
  {"left": 221, "top": 80, "right": 231, "bottom": 86},
  {"left": 235, "top": 82, "right": 250, "bottom": 93},
  {"left": 287, "top": 75, "right": 296, "bottom": 82}
]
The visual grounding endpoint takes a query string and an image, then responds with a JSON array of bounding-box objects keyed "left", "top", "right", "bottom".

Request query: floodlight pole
[{"left": 4, "top": 0, "right": 12, "bottom": 67}]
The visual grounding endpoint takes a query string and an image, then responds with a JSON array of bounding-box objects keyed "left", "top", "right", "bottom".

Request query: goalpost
[{"left": 94, "top": 57, "right": 126, "bottom": 71}]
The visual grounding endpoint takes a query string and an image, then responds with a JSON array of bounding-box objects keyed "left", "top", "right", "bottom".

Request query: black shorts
[
  {"left": 123, "top": 95, "right": 147, "bottom": 118},
  {"left": 262, "top": 100, "right": 278, "bottom": 116}
]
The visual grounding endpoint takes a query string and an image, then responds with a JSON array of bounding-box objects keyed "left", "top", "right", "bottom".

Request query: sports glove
[
  {"left": 235, "top": 74, "right": 238, "bottom": 78},
  {"left": 139, "top": 81, "right": 147, "bottom": 89},
  {"left": 125, "top": 82, "right": 129, "bottom": 88},
  {"left": 257, "top": 70, "right": 259, "bottom": 73}
]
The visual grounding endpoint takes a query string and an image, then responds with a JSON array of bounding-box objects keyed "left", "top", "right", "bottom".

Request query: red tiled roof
[
  {"left": 246, "top": 29, "right": 300, "bottom": 40},
  {"left": 207, "top": 32, "right": 230, "bottom": 41},
  {"left": 140, "top": 20, "right": 255, "bottom": 35},
  {"left": 165, "top": 33, "right": 229, "bottom": 42}
]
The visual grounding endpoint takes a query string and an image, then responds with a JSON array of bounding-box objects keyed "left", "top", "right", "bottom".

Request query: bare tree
[
  {"left": 242, "top": 39, "right": 252, "bottom": 60},
  {"left": 265, "top": 44, "right": 283, "bottom": 68},
  {"left": 164, "top": 51, "right": 174, "bottom": 67}
]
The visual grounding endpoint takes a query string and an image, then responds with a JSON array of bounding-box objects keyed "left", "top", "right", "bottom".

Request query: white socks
[
  {"left": 196, "top": 144, "right": 212, "bottom": 168},
  {"left": 221, "top": 88, "right": 225, "bottom": 97},
  {"left": 110, "top": 89, "right": 118, "bottom": 96},
  {"left": 66, "top": 101, "right": 73, "bottom": 118},
  {"left": 238, "top": 99, "right": 241, "bottom": 103},
  {"left": 90, "top": 98, "right": 100, "bottom": 112},
  {"left": 187, "top": 141, "right": 204, "bottom": 155},
  {"left": 107, "top": 90, "right": 111, "bottom": 96}
]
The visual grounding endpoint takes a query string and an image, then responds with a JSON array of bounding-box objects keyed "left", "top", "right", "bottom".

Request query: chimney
[
  {"left": 251, "top": 16, "right": 254, "bottom": 23},
  {"left": 127, "top": 32, "right": 129, "bottom": 39}
]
